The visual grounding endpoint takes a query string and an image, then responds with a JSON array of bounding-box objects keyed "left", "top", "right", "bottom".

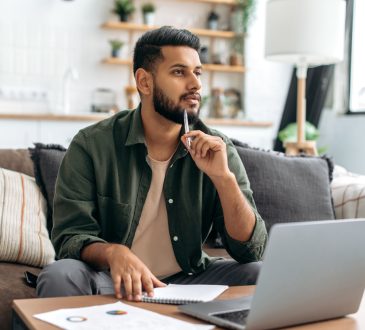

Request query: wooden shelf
[
  {"left": 103, "top": 58, "right": 132, "bottom": 66},
  {"left": 103, "top": 58, "right": 245, "bottom": 73},
  {"left": 0, "top": 113, "right": 272, "bottom": 127},
  {"left": 102, "top": 21, "right": 239, "bottom": 39},
  {"left": 0, "top": 113, "right": 113, "bottom": 122},
  {"left": 205, "top": 118, "right": 272, "bottom": 127},
  {"left": 190, "top": 28, "right": 237, "bottom": 39},
  {"left": 203, "top": 63, "right": 245, "bottom": 73},
  {"left": 181, "top": 0, "right": 237, "bottom": 4}
]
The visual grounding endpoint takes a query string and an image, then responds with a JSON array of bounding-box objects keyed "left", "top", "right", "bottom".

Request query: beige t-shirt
[{"left": 131, "top": 155, "right": 182, "bottom": 279}]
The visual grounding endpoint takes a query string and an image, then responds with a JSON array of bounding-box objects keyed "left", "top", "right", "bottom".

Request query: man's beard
[{"left": 153, "top": 84, "right": 200, "bottom": 125}]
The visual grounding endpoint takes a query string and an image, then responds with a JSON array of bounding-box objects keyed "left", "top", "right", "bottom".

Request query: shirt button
[
  {"left": 173, "top": 236, "right": 178, "bottom": 242},
  {"left": 168, "top": 198, "right": 174, "bottom": 204}
]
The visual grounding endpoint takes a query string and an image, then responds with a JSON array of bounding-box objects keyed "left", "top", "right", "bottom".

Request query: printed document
[{"left": 34, "top": 301, "right": 214, "bottom": 330}]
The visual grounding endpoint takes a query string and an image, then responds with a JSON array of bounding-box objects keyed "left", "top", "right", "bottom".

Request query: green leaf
[{"left": 278, "top": 122, "right": 320, "bottom": 142}]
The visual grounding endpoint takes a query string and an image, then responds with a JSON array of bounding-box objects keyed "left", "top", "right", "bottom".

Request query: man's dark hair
[{"left": 133, "top": 26, "right": 201, "bottom": 75}]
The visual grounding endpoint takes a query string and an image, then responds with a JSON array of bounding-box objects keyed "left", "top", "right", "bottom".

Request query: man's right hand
[
  {"left": 105, "top": 244, "right": 166, "bottom": 301},
  {"left": 81, "top": 242, "right": 166, "bottom": 301}
]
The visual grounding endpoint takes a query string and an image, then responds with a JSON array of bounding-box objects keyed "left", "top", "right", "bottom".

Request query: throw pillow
[
  {"left": 231, "top": 139, "right": 335, "bottom": 232},
  {"left": 29, "top": 143, "right": 67, "bottom": 233},
  {"left": 331, "top": 165, "right": 365, "bottom": 219},
  {"left": 0, "top": 168, "right": 55, "bottom": 267}
]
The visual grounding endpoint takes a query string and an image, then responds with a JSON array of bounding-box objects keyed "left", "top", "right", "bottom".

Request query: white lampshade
[{"left": 265, "top": 0, "right": 346, "bottom": 67}]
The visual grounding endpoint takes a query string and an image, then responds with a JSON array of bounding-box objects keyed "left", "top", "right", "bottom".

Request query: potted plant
[
  {"left": 232, "top": 0, "right": 256, "bottom": 33},
  {"left": 109, "top": 39, "right": 124, "bottom": 58},
  {"left": 229, "top": 0, "right": 256, "bottom": 65},
  {"left": 278, "top": 121, "right": 327, "bottom": 154},
  {"left": 230, "top": 36, "right": 244, "bottom": 66},
  {"left": 278, "top": 122, "right": 320, "bottom": 143},
  {"left": 112, "top": 0, "right": 135, "bottom": 22},
  {"left": 141, "top": 2, "right": 156, "bottom": 26}
]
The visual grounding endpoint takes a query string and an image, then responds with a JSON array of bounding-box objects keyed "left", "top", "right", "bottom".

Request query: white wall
[
  {"left": 3, "top": 0, "right": 363, "bottom": 172},
  {"left": 0, "top": 0, "right": 290, "bottom": 125},
  {"left": 0, "top": 0, "right": 122, "bottom": 113},
  {"left": 319, "top": 109, "right": 365, "bottom": 175}
]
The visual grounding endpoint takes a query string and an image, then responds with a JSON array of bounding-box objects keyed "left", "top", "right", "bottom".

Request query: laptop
[{"left": 179, "top": 219, "right": 365, "bottom": 330}]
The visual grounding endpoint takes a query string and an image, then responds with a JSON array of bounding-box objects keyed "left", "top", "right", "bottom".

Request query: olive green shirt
[{"left": 52, "top": 106, "right": 267, "bottom": 274}]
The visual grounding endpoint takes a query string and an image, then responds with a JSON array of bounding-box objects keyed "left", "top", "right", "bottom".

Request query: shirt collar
[
  {"left": 124, "top": 103, "right": 189, "bottom": 158},
  {"left": 125, "top": 104, "right": 146, "bottom": 146}
]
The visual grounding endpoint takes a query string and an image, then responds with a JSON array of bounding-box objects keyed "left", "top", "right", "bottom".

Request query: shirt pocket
[{"left": 97, "top": 194, "right": 131, "bottom": 244}]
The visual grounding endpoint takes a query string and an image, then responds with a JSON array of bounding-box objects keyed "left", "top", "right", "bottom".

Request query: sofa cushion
[
  {"left": 29, "top": 143, "right": 67, "bottom": 233},
  {"left": 231, "top": 139, "right": 335, "bottom": 232},
  {"left": 0, "top": 149, "right": 34, "bottom": 177},
  {"left": 331, "top": 165, "right": 365, "bottom": 219},
  {"left": 0, "top": 167, "right": 55, "bottom": 267},
  {"left": 0, "top": 262, "right": 40, "bottom": 330}
]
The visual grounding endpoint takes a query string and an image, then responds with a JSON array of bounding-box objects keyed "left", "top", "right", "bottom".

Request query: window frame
[{"left": 346, "top": 0, "right": 365, "bottom": 114}]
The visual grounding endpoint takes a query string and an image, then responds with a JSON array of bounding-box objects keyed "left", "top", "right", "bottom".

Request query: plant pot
[
  {"left": 111, "top": 49, "right": 121, "bottom": 58},
  {"left": 229, "top": 53, "right": 243, "bottom": 66},
  {"left": 207, "top": 19, "right": 218, "bottom": 30},
  {"left": 143, "top": 12, "right": 155, "bottom": 26},
  {"left": 118, "top": 13, "right": 129, "bottom": 22}
]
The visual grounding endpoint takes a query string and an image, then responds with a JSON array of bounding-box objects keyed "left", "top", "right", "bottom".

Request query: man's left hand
[{"left": 182, "top": 131, "right": 231, "bottom": 179}]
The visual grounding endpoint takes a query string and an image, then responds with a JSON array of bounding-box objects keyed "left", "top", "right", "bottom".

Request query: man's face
[{"left": 152, "top": 46, "right": 202, "bottom": 125}]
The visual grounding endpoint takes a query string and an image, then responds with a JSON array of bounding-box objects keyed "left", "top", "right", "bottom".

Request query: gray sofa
[{"left": 0, "top": 140, "right": 351, "bottom": 330}]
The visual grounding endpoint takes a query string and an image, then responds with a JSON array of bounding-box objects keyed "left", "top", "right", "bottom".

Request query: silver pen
[{"left": 183, "top": 109, "right": 192, "bottom": 149}]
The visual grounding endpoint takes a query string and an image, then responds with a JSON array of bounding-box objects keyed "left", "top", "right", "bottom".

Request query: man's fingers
[
  {"left": 123, "top": 274, "right": 133, "bottom": 300},
  {"left": 132, "top": 274, "right": 142, "bottom": 301},
  {"left": 192, "top": 137, "right": 205, "bottom": 157},
  {"left": 141, "top": 274, "right": 154, "bottom": 297},
  {"left": 200, "top": 141, "right": 211, "bottom": 158},
  {"left": 113, "top": 275, "right": 122, "bottom": 299},
  {"left": 191, "top": 136, "right": 222, "bottom": 158},
  {"left": 151, "top": 275, "right": 167, "bottom": 288}
]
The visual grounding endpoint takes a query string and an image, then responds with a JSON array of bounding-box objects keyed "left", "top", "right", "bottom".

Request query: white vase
[{"left": 143, "top": 12, "right": 155, "bottom": 26}]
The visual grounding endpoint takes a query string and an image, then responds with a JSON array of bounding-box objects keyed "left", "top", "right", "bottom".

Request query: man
[{"left": 37, "top": 26, "right": 267, "bottom": 301}]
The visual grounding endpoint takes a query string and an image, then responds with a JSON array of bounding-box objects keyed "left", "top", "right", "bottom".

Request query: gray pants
[{"left": 36, "top": 259, "right": 261, "bottom": 298}]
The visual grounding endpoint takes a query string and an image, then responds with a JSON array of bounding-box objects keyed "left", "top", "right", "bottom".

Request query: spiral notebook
[{"left": 141, "top": 284, "right": 228, "bottom": 305}]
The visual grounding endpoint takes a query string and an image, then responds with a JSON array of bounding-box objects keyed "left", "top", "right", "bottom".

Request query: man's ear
[{"left": 135, "top": 68, "right": 153, "bottom": 96}]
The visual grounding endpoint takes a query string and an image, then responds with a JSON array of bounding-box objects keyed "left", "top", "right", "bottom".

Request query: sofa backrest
[
  {"left": 0, "top": 149, "right": 34, "bottom": 177},
  {"left": 0, "top": 142, "right": 336, "bottom": 236}
]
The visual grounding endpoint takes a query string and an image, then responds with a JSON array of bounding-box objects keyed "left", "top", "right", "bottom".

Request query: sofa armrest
[
  {"left": 331, "top": 165, "right": 365, "bottom": 219},
  {"left": 0, "top": 149, "right": 34, "bottom": 177}
]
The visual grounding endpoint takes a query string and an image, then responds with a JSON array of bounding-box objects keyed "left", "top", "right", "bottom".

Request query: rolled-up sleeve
[{"left": 213, "top": 138, "right": 268, "bottom": 263}]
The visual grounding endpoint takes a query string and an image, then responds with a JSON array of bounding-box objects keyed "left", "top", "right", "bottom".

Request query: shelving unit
[
  {"left": 102, "top": 18, "right": 246, "bottom": 103},
  {"left": 100, "top": 0, "right": 271, "bottom": 128}
]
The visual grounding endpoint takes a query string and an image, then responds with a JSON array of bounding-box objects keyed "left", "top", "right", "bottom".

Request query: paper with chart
[{"left": 33, "top": 301, "right": 214, "bottom": 330}]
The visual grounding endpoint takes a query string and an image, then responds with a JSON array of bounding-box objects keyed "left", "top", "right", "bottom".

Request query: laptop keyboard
[{"left": 212, "top": 309, "right": 250, "bottom": 324}]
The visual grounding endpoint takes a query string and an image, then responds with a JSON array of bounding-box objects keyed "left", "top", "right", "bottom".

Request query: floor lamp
[{"left": 265, "top": 0, "right": 346, "bottom": 155}]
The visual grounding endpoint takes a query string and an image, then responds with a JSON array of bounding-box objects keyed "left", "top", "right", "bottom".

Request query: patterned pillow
[
  {"left": 0, "top": 167, "right": 55, "bottom": 267},
  {"left": 331, "top": 165, "right": 365, "bottom": 219}
]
